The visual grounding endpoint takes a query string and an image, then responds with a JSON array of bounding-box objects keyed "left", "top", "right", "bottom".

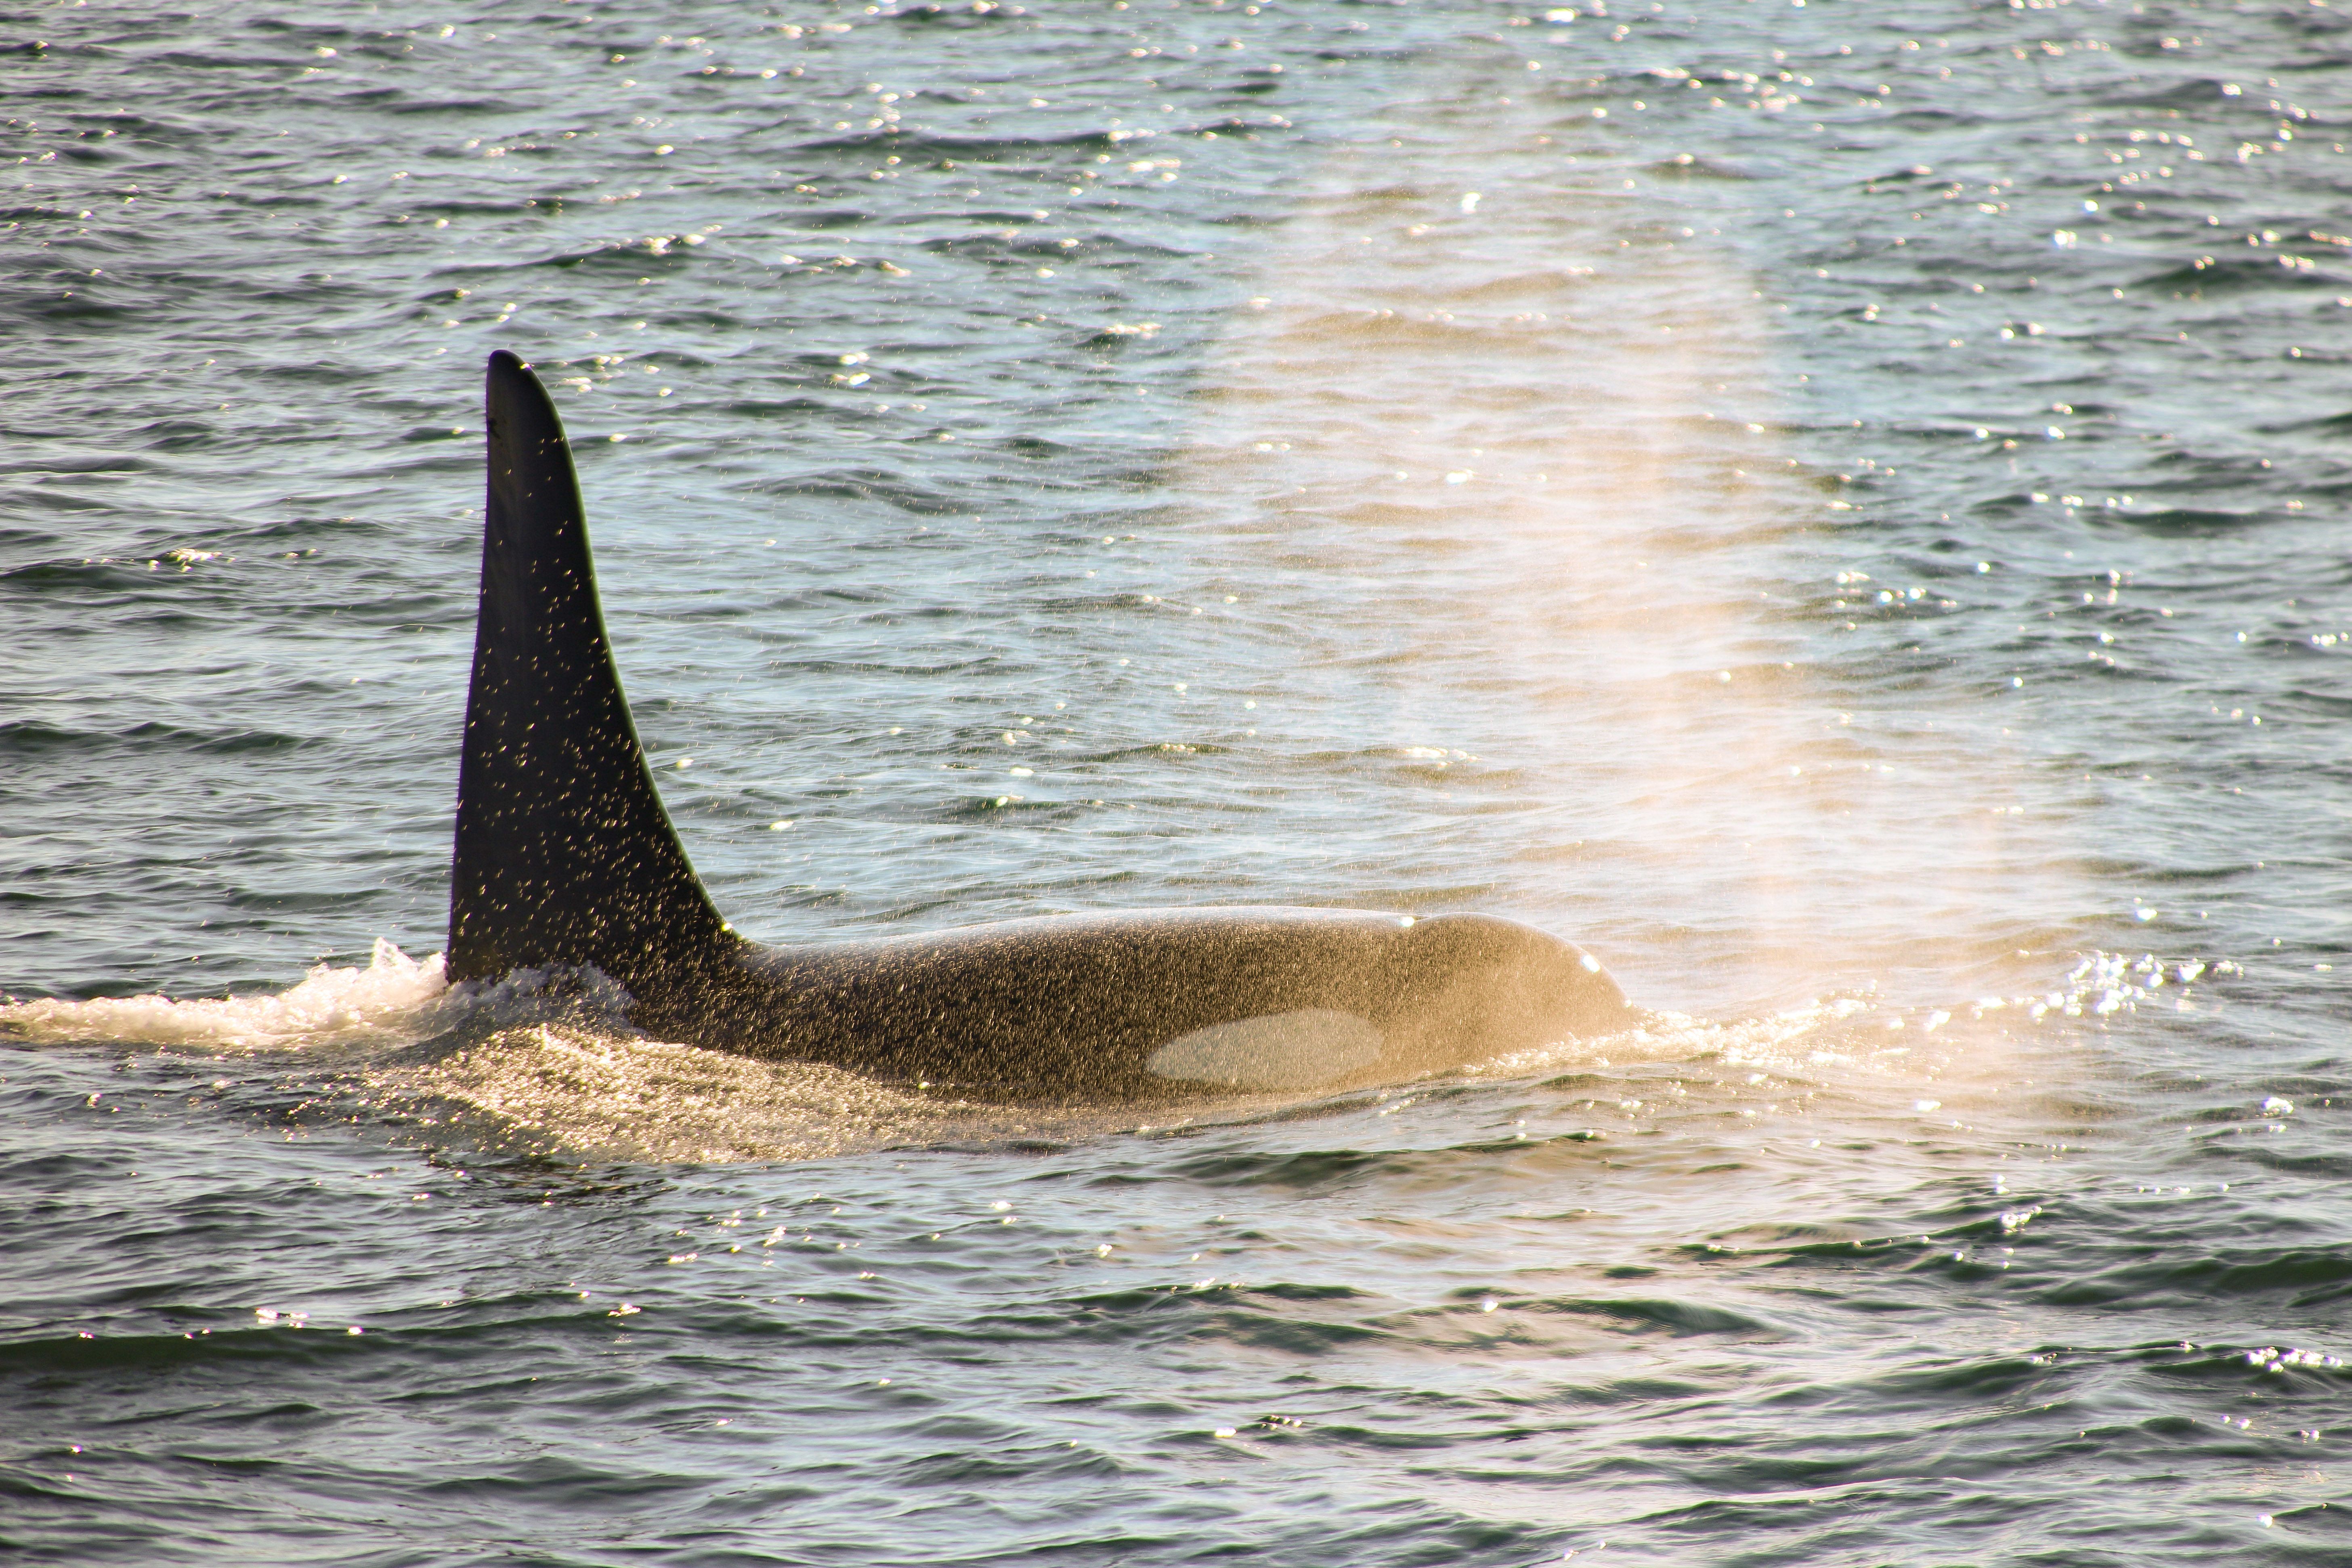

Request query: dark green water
[{"left": 4, "top": 0, "right": 2348, "bottom": 1561}]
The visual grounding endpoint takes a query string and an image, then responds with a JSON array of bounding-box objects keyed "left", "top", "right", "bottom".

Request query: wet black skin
[{"left": 449, "top": 351, "right": 1632, "bottom": 1100}]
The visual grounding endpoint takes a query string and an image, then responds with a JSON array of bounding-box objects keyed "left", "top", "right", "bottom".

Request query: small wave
[
  {"left": 1520, "top": 1293, "right": 1779, "bottom": 1338},
  {"left": 0, "top": 718, "right": 313, "bottom": 759},
  {"left": 2106, "top": 506, "right": 2271, "bottom": 538},
  {"left": 2136, "top": 254, "right": 2341, "bottom": 294},
  {"left": 2040, "top": 1247, "right": 2352, "bottom": 1310},
  {"left": 1651, "top": 153, "right": 1754, "bottom": 181}
]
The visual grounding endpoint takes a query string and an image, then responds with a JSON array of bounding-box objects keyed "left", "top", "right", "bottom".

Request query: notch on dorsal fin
[{"left": 448, "top": 351, "right": 737, "bottom": 993}]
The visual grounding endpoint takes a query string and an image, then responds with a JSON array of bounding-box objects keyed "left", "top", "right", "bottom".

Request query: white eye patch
[{"left": 1145, "top": 1009, "right": 1383, "bottom": 1090}]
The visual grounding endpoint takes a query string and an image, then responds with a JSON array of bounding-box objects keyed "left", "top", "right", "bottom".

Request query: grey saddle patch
[{"left": 1145, "top": 1008, "right": 1383, "bottom": 1089}]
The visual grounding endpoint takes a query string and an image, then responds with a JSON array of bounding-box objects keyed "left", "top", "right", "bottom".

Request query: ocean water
[{"left": 4, "top": 0, "right": 2349, "bottom": 1561}]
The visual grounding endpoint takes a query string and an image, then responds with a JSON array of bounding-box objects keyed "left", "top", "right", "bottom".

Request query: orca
[{"left": 449, "top": 350, "right": 1633, "bottom": 1099}]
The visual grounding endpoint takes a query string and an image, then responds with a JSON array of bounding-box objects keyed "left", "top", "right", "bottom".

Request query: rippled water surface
[{"left": 5, "top": 1, "right": 2350, "bottom": 1562}]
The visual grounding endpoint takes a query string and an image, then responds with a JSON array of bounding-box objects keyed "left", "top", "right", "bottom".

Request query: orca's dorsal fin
[{"left": 448, "top": 351, "right": 737, "bottom": 991}]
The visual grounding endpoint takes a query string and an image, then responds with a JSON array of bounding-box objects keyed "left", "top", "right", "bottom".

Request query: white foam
[{"left": 1, "top": 938, "right": 451, "bottom": 1051}]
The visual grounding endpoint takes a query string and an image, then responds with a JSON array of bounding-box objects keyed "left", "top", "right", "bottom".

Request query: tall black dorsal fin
[{"left": 448, "top": 351, "right": 736, "bottom": 991}]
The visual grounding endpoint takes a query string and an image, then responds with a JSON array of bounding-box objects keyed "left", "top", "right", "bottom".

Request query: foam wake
[
  {"left": 0, "top": 940, "right": 454, "bottom": 1050},
  {"left": 0, "top": 939, "right": 646, "bottom": 1053}
]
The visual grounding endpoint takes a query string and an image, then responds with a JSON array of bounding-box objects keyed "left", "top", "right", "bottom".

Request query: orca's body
[{"left": 450, "top": 351, "right": 1632, "bottom": 1098}]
